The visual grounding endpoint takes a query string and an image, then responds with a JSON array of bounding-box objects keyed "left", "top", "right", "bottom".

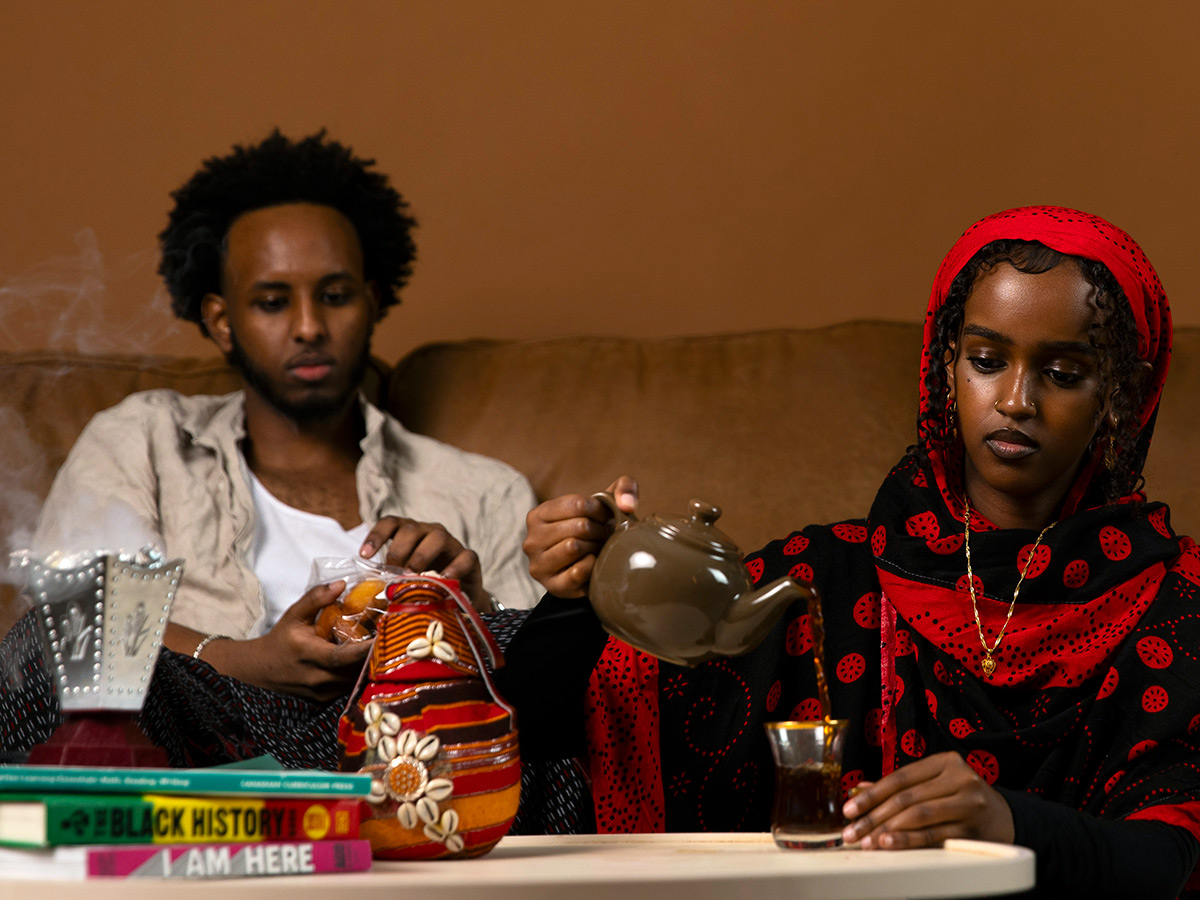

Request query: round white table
[{"left": 7, "top": 832, "right": 1035, "bottom": 899}]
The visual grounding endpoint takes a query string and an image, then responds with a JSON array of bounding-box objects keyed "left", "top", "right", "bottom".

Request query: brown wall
[{"left": 2, "top": 1, "right": 1198, "bottom": 360}]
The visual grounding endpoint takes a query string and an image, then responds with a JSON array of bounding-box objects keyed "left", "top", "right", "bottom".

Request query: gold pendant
[{"left": 981, "top": 655, "right": 996, "bottom": 677}]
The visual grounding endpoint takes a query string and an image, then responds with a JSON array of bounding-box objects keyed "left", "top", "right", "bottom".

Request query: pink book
[{"left": 0, "top": 838, "right": 372, "bottom": 879}]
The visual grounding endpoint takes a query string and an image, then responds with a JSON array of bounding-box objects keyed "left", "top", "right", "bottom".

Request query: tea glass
[{"left": 763, "top": 719, "right": 849, "bottom": 849}]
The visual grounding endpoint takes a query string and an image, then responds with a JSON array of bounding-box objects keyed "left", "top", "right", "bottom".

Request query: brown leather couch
[{"left": 4, "top": 321, "right": 1199, "bottom": 630}]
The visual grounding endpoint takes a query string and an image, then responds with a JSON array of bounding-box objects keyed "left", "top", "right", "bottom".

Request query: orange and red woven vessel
[{"left": 338, "top": 577, "right": 520, "bottom": 859}]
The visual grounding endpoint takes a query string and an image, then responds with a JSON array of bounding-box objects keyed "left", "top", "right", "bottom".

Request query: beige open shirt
[{"left": 32, "top": 390, "right": 543, "bottom": 637}]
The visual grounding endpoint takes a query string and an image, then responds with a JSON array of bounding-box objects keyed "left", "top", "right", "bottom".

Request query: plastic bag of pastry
[
  {"left": 307, "top": 557, "right": 411, "bottom": 644},
  {"left": 337, "top": 574, "right": 517, "bottom": 859}
]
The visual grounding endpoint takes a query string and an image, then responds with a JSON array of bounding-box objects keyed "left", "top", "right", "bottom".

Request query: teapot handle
[{"left": 591, "top": 491, "right": 637, "bottom": 528}]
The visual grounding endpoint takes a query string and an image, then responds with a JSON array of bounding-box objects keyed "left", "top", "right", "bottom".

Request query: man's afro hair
[{"left": 158, "top": 129, "right": 416, "bottom": 330}]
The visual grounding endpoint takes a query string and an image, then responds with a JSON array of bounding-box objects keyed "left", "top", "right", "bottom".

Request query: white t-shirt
[{"left": 247, "top": 466, "right": 370, "bottom": 635}]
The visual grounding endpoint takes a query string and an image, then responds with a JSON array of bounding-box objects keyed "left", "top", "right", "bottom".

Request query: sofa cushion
[
  {"left": 1, "top": 353, "right": 242, "bottom": 502},
  {"left": 388, "top": 323, "right": 925, "bottom": 552}
]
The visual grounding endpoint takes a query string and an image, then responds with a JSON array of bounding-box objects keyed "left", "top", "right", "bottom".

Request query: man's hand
[
  {"left": 523, "top": 476, "right": 639, "bottom": 597},
  {"left": 360, "top": 516, "right": 487, "bottom": 612},
  {"left": 840, "top": 751, "right": 1015, "bottom": 849},
  {"left": 169, "top": 581, "right": 372, "bottom": 703}
]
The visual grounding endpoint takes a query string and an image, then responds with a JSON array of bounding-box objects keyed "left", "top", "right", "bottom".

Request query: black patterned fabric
[{"left": 0, "top": 612, "right": 57, "bottom": 764}]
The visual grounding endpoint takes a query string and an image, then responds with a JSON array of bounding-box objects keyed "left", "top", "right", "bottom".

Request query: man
[{"left": 33, "top": 131, "right": 541, "bottom": 701}]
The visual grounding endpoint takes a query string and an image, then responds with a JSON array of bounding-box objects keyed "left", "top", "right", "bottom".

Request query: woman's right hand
[
  {"left": 840, "top": 751, "right": 1015, "bottom": 849},
  {"left": 523, "top": 476, "right": 639, "bottom": 597}
]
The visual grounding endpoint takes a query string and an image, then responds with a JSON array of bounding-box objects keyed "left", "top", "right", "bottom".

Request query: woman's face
[{"left": 948, "top": 261, "right": 1110, "bottom": 529}]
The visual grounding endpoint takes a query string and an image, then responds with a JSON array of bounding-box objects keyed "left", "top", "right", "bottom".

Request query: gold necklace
[{"left": 963, "top": 497, "right": 1056, "bottom": 679}]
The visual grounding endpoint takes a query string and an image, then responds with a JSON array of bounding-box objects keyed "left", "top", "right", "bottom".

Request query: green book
[
  {"left": 0, "top": 758, "right": 371, "bottom": 799},
  {"left": 0, "top": 792, "right": 364, "bottom": 847}
]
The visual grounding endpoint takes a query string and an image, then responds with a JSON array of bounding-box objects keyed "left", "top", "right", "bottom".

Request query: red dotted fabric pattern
[{"left": 585, "top": 637, "right": 665, "bottom": 833}]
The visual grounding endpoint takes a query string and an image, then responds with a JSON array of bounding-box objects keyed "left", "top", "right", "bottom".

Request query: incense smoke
[
  {"left": 0, "top": 229, "right": 186, "bottom": 353},
  {"left": 1, "top": 230, "right": 184, "bottom": 582}
]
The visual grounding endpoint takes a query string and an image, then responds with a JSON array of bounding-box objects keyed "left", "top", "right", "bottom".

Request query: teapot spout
[{"left": 713, "top": 577, "right": 813, "bottom": 657}]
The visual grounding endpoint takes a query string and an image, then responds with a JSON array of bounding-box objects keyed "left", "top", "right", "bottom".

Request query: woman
[{"left": 512, "top": 207, "right": 1200, "bottom": 897}]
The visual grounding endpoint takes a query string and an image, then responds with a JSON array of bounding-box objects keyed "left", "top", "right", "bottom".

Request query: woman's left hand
[{"left": 840, "top": 751, "right": 1014, "bottom": 849}]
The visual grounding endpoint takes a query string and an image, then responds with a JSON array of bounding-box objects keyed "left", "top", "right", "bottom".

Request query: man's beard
[{"left": 227, "top": 331, "right": 369, "bottom": 425}]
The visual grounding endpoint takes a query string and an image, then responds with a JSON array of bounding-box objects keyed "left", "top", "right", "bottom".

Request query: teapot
[{"left": 588, "top": 493, "right": 814, "bottom": 666}]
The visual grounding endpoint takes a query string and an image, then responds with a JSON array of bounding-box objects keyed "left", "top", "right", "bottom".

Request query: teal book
[{"left": 0, "top": 757, "right": 371, "bottom": 799}]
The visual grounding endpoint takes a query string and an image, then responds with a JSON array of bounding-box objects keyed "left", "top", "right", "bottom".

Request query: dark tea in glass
[{"left": 763, "top": 719, "right": 848, "bottom": 849}]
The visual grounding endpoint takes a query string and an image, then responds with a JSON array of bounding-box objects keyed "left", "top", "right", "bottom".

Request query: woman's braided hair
[{"left": 918, "top": 239, "right": 1152, "bottom": 505}]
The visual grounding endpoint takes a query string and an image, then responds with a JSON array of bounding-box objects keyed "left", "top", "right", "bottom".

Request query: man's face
[{"left": 203, "top": 203, "right": 378, "bottom": 424}]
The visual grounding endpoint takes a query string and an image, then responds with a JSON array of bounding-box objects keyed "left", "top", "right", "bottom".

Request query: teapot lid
[{"left": 655, "top": 499, "right": 740, "bottom": 559}]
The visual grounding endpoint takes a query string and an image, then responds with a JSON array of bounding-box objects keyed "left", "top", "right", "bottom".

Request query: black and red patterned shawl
[
  {"left": 872, "top": 454, "right": 1200, "bottom": 833},
  {"left": 584, "top": 207, "right": 1200, "bottom": 848}
]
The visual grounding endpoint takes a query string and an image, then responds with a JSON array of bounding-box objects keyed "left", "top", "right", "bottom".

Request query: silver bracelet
[{"left": 193, "top": 633, "right": 233, "bottom": 660}]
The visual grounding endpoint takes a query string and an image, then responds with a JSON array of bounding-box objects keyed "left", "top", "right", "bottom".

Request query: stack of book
[{"left": 0, "top": 759, "right": 374, "bottom": 880}]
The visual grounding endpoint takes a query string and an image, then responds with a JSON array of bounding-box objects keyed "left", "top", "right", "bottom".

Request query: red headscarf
[{"left": 917, "top": 206, "right": 1172, "bottom": 516}]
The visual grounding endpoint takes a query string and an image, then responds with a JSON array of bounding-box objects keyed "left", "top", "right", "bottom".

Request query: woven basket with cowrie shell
[{"left": 337, "top": 577, "right": 519, "bottom": 859}]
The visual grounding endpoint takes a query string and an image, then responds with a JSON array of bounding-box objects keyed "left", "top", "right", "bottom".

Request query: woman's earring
[
  {"left": 949, "top": 400, "right": 958, "bottom": 441},
  {"left": 1104, "top": 436, "right": 1118, "bottom": 471}
]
